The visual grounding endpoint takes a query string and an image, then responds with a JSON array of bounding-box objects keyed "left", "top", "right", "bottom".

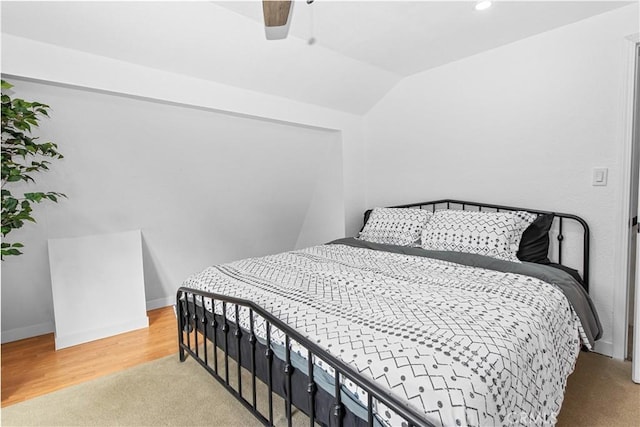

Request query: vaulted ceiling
[{"left": 1, "top": 1, "right": 631, "bottom": 114}]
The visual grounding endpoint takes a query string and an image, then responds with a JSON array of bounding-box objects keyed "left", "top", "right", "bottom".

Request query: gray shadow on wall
[{"left": 140, "top": 233, "right": 163, "bottom": 306}]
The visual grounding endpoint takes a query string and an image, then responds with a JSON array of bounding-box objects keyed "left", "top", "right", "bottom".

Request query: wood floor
[{"left": 1, "top": 306, "right": 177, "bottom": 408}]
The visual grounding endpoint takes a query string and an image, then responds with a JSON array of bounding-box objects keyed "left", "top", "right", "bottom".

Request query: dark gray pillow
[{"left": 517, "top": 213, "right": 554, "bottom": 264}]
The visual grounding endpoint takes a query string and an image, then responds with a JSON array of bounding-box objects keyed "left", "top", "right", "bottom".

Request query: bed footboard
[{"left": 176, "top": 287, "right": 433, "bottom": 427}]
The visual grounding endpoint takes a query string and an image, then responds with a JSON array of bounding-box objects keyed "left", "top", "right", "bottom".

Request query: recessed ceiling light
[{"left": 475, "top": 1, "right": 492, "bottom": 11}]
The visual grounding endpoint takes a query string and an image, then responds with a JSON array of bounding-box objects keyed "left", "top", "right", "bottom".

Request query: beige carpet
[
  {"left": 556, "top": 352, "right": 639, "bottom": 427},
  {"left": 1, "top": 354, "right": 305, "bottom": 427},
  {"left": 2, "top": 351, "right": 638, "bottom": 426}
]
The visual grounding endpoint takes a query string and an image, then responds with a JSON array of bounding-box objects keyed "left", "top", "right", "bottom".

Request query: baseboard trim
[
  {"left": 1, "top": 321, "right": 55, "bottom": 344},
  {"left": 2, "top": 296, "right": 175, "bottom": 344},
  {"left": 54, "top": 317, "right": 149, "bottom": 350},
  {"left": 146, "top": 296, "right": 175, "bottom": 311},
  {"left": 593, "top": 340, "right": 614, "bottom": 358}
]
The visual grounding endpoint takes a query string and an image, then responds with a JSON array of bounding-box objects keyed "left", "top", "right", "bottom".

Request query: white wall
[
  {"left": 1, "top": 35, "right": 367, "bottom": 234},
  {"left": 0, "top": 78, "right": 347, "bottom": 341},
  {"left": 363, "top": 4, "right": 639, "bottom": 357},
  {"left": 1, "top": 37, "right": 366, "bottom": 342}
]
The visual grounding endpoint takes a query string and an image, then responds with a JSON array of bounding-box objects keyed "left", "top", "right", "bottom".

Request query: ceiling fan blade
[
  {"left": 263, "top": 0, "right": 291, "bottom": 26},
  {"left": 262, "top": 0, "right": 292, "bottom": 40}
]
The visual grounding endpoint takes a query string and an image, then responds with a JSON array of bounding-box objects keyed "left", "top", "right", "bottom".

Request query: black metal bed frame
[
  {"left": 364, "top": 199, "right": 590, "bottom": 291},
  {"left": 176, "top": 199, "right": 590, "bottom": 427}
]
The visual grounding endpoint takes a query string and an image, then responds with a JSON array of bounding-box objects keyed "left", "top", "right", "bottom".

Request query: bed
[{"left": 176, "top": 199, "right": 602, "bottom": 427}]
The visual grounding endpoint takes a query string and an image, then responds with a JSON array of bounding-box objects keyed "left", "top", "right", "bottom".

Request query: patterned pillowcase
[
  {"left": 358, "top": 208, "right": 432, "bottom": 246},
  {"left": 420, "top": 210, "right": 536, "bottom": 262}
]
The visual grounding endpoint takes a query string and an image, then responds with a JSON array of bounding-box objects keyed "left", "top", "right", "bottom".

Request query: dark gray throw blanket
[{"left": 329, "top": 237, "right": 602, "bottom": 348}]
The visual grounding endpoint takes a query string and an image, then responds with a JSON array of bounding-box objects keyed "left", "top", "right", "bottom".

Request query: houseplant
[{"left": 1, "top": 80, "right": 66, "bottom": 258}]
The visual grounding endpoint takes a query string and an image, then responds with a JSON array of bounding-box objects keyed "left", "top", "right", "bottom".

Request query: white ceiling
[
  {"left": 1, "top": 1, "right": 632, "bottom": 114},
  {"left": 220, "top": 0, "right": 632, "bottom": 76}
]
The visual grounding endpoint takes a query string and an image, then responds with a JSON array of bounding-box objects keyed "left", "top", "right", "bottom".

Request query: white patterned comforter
[{"left": 181, "top": 243, "right": 586, "bottom": 427}]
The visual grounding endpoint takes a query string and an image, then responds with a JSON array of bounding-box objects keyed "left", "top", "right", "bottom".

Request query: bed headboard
[{"left": 363, "top": 199, "right": 590, "bottom": 292}]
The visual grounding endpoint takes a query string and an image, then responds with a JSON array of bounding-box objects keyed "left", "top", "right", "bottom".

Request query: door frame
[
  {"left": 615, "top": 33, "right": 640, "bottom": 361},
  {"left": 632, "top": 41, "right": 640, "bottom": 383}
]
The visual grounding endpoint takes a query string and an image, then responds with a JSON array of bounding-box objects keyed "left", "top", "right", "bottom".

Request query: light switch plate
[{"left": 592, "top": 167, "right": 608, "bottom": 186}]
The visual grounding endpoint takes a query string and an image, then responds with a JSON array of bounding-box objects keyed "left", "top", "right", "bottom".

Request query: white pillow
[
  {"left": 358, "top": 208, "right": 432, "bottom": 246},
  {"left": 420, "top": 210, "right": 535, "bottom": 262}
]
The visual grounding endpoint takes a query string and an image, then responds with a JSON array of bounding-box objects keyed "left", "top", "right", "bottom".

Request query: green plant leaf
[
  {"left": 24, "top": 193, "right": 45, "bottom": 202},
  {"left": 2, "top": 248, "right": 23, "bottom": 256},
  {"left": 4, "top": 197, "right": 18, "bottom": 211},
  {"left": 1, "top": 80, "right": 65, "bottom": 258}
]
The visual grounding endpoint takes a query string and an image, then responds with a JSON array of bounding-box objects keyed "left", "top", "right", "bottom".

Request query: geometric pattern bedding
[
  {"left": 181, "top": 244, "right": 586, "bottom": 427},
  {"left": 420, "top": 210, "right": 534, "bottom": 262},
  {"left": 359, "top": 207, "right": 432, "bottom": 246}
]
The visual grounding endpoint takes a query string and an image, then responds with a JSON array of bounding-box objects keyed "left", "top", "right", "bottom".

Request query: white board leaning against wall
[{"left": 48, "top": 229, "right": 148, "bottom": 350}]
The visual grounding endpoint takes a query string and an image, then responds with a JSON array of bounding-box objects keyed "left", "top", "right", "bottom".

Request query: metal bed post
[
  {"left": 334, "top": 370, "right": 344, "bottom": 427},
  {"left": 558, "top": 217, "right": 564, "bottom": 265},
  {"left": 185, "top": 302, "right": 191, "bottom": 351},
  {"left": 307, "top": 350, "right": 316, "bottom": 427},
  {"left": 194, "top": 310, "right": 199, "bottom": 359},
  {"left": 284, "top": 335, "right": 293, "bottom": 427},
  {"left": 249, "top": 309, "right": 258, "bottom": 411},
  {"left": 266, "top": 321, "right": 274, "bottom": 426},
  {"left": 201, "top": 307, "right": 208, "bottom": 366},
  {"left": 222, "top": 301, "right": 229, "bottom": 385},
  {"left": 177, "top": 298, "right": 186, "bottom": 362},
  {"left": 235, "top": 304, "right": 243, "bottom": 397},
  {"left": 212, "top": 302, "right": 219, "bottom": 375}
]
